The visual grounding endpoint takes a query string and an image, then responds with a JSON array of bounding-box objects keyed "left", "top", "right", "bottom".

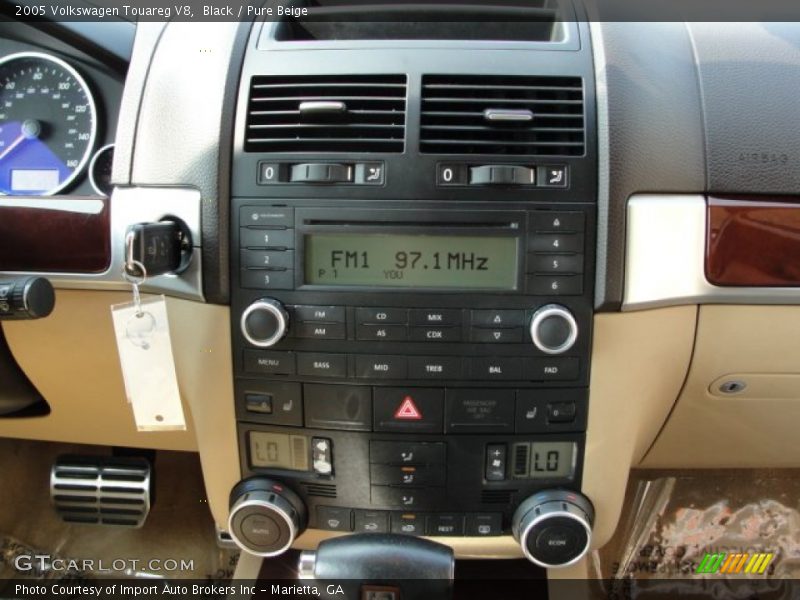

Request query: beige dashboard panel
[
  {"left": 581, "top": 306, "right": 696, "bottom": 548},
  {"left": 0, "top": 290, "right": 240, "bottom": 527},
  {"left": 642, "top": 305, "right": 800, "bottom": 468}
]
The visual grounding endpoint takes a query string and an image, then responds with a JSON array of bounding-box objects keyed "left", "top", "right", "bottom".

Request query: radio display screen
[{"left": 304, "top": 233, "right": 518, "bottom": 289}]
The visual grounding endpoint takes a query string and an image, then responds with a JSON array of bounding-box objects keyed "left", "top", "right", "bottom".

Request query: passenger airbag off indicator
[{"left": 394, "top": 396, "right": 423, "bottom": 420}]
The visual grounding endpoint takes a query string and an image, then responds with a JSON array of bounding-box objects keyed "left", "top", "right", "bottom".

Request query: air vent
[
  {"left": 302, "top": 482, "right": 338, "bottom": 498},
  {"left": 420, "top": 75, "right": 584, "bottom": 156},
  {"left": 245, "top": 75, "right": 407, "bottom": 153},
  {"left": 481, "top": 489, "right": 517, "bottom": 505}
]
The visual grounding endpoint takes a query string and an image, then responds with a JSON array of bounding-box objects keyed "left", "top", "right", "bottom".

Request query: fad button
[{"left": 373, "top": 388, "right": 444, "bottom": 433}]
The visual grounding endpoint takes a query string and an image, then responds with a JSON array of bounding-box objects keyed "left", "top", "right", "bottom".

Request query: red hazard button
[
  {"left": 374, "top": 388, "right": 444, "bottom": 433},
  {"left": 394, "top": 396, "right": 423, "bottom": 420}
]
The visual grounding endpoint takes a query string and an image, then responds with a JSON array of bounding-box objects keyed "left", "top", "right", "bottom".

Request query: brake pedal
[{"left": 50, "top": 455, "right": 152, "bottom": 528}]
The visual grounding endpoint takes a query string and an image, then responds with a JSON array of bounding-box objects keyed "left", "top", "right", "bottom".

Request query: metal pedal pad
[{"left": 50, "top": 455, "right": 152, "bottom": 528}]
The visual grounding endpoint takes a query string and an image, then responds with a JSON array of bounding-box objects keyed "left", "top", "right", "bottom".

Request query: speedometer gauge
[{"left": 0, "top": 52, "right": 97, "bottom": 196}]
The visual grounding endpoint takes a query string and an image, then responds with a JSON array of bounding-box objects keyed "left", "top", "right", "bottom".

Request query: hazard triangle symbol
[{"left": 394, "top": 396, "right": 423, "bottom": 420}]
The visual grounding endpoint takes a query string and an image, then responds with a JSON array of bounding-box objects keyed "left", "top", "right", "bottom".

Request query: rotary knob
[
  {"left": 529, "top": 304, "right": 578, "bottom": 355},
  {"left": 240, "top": 298, "right": 289, "bottom": 347},
  {"left": 228, "top": 478, "right": 307, "bottom": 557},
  {"left": 512, "top": 490, "right": 594, "bottom": 568}
]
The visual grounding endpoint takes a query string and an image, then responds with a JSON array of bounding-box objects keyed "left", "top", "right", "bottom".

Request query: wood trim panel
[
  {"left": 707, "top": 197, "right": 800, "bottom": 286},
  {"left": 0, "top": 197, "right": 110, "bottom": 273}
]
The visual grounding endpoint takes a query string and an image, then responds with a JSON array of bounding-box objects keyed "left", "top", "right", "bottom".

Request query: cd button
[{"left": 357, "top": 307, "right": 409, "bottom": 325}]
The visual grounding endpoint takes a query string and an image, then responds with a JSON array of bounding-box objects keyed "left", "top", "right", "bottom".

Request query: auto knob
[
  {"left": 529, "top": 304, "right": 578, "bottom": 355},
  {"left": 228, "top": 478, "right": 307, "bottom": 557},
  {"left": 512, "top": 490, "right": 594, "bottom": 568},
  {"left": 240, "top": 298, "right": 289, "bottom": 347}
]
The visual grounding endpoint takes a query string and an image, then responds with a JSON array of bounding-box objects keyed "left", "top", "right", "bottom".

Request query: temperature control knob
[
  {"left": 228, "top": 478, "right": 307, "bottom": 557},
  {"left": 529, "top": 304, "right": 578, "bottom": 355},
  {"left": 512, "top": 490, "right": 594, "bottom": 568},
  {"left": 241, "top": 298, "right": 289, "bottom": 347}
]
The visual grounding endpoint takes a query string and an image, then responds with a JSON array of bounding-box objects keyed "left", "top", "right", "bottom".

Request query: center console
[{"left": 227, "top": 7, "right": 597, "bottom": 568}]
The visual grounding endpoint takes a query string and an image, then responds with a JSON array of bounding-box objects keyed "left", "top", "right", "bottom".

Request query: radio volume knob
[
  {"left": 241, "top": 298, "right": 289, "bottom": 348},
  {"left": 529, "top": 304, "right": 578, "bottom": 355}
]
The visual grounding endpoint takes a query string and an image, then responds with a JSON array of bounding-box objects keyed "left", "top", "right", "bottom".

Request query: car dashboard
[{"left": 2, "top": 3, "right": 800, "bottom": 592}]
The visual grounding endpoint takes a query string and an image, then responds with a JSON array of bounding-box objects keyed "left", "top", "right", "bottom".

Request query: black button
[
  {"left": 471, "top": 309, "right": 525, "bottom": 328},
  {"left": 240, "top": 228, "right": 294, "bottom": 249},
  {"left": 547, "top": 402, "right": 577, "bottom": 423},
  {"left": 244, "top": 350, "right": 295, "bottom": 375},
  {"left": 241, "top": 250, "right": 294, "bottom": 270},
  {"left": 469, "top": 357, "right": 522, "bottom": 380},
  {"left": 356, "top": 307, "right": 409, "bottom": 325},
  {"left": 516, "top": 389, "right": 587, "bottom": 433},
  {"left": 244, "top": 309, "right": 282, "bottom": 343},
  {"left": 408, "top": 356, "right": 463, "bottom": 380},
  {"left": 294, "top": 322, "right": 346, "bottom": 340},
  {"left": 437, "top": 163, "right": 468, "bottom": 186},
  {"left": 357, "top": 162, "right": 385, "bottom": 185},
  {"left": 372, "top": 486, "right": 437, "bottom": 509},
  {"left": 370, "top": 464, "right": 446, "bottom": 487},
  {"left": 239, "top": 382, "right": 302, "bottom": 426},
  {"left": 370, "top": 441, "right": 446, "bottom": 465},
  {"left": 391, "top": 513, "right": 424, "bottom": 535},
  {"left": 470, "top": 328, "right": 524, "bottom": 344},
  {"left": 293, "top": 305, "right": 345, "bottom": 323},
  {"left": 523, "top": 358, "right": 579, "bottom": 382},
  {"left": 304, "top": 384, "right": 372, "bottom": 431},
  {"left": 426, "top": 514, "right": 465, "bottom": 536},
  {"left": 445, "top": 389, "right": 515, "bottom": 434},
  {"left": 311, "top": 437, "right": 333, "bottom": 475},
  {"left": 485, "top": 444, "right": 507, "bottom": 481},
  {"left": 317, "top": 506, "right": 353, "bottom": 532},
  {"left": 410, "top": 309, "right": 461, "bottom": 327},
  {"left": 538, "top": 165, "right": 568, "bottom": 188},
  {"left": 528, "top": 254, "right": 584, "bottom": 274},
  {"left": 245, "top": 393, "right": 272, "bottom": 414},
  {"left": 297, "top": 353, "right": 348, "bottom": 379},
  {"left": 257, "top": 162, "right": 284, "bottom": 184},
  {"left": 357, "top": 324, "right": 409, "bottom": 342},
  {"left": 409, "top": 326, "right": 461, "bottom": 342},
  {"left": 241, "top": 206, "right": 293, "bottom": 228},
  {"left": 528, "top": 233, "right": 584, "bottom": 254},
  {"left": 531, "top": 518, "right": 588, "bottom": 565},
  {"left": 538, "top": 316, "right": 573, "bottom": 348},
  {"left": 354, "top": 510, "right": 389, "bottom": 533},
  {"left": 466, "top": 513, "right": 502, "bottom": 536},
  {"left": 241, "top": 269, "right": 294, "bottom": 290},
  {"left": 355, "top": 355, "right": 408, "bottom": 379},
  {"left": 529, "top": 211, "right": 583, "bottom": 232},
  {"left": 241, "top": 514, "right": 281, "bottom": 547},
  {"left": 527, "top": 275, "right": 583, "bottom": 296},
  {"left": 373, "top": 388, "right": 444, "bottom": 433}
]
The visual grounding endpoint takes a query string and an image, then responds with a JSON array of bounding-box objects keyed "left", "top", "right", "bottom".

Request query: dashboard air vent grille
[
  {"left": 245, "top": 75, "right": 407, "bottom": 153},
  {"left": 481, "top": 489, "right": 516, "bottom": 505},
  {"left": 302, "top": 482, "right": 338, "bottom": 498},
  {"left": 420, "top": 74, "right": 584, "bottom": 156}
]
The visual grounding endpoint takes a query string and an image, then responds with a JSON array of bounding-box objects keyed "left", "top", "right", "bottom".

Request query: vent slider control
[
  {"left": 290, "top": 163, "right": 353, "bottom": 184},
  {"left": 469, "top": 165, "right": 535, "bottom": 186}
]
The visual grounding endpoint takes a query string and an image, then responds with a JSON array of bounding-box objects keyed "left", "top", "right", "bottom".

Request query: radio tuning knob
[
  {"left": 512, "top": 490, "right": 594, "bottom": 568},
  {"left": 529, "top": 304, "right": 578, "bottom": 355},
  {"left": 241, "top": 298, "right": 289, "bottom": 348},
  {"left": 228, "top": 478, "right": 307, "bottom": 557}
]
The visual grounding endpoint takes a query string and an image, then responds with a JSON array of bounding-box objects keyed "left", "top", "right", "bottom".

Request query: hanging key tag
[{"left": 111, "top": 238, "right": 186, "bottom": 432}]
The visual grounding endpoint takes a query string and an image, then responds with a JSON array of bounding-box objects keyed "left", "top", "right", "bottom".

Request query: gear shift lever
[{"left": 298, "top": 533, "right": 454, "bottom": 600}]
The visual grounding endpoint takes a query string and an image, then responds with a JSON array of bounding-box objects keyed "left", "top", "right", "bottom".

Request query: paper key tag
[{"left": 110, "top": 295, "right": 187, "bottom": 432}]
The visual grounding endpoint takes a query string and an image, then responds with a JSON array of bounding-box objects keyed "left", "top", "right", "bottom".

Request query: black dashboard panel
[{"left": 229, "top": 17, "right": 597, "bottom": 537}]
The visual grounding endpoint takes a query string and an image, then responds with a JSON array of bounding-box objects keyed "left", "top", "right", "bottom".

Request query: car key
[{"left": 124, "top": 221, "right": 186, "bottom": 278}]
